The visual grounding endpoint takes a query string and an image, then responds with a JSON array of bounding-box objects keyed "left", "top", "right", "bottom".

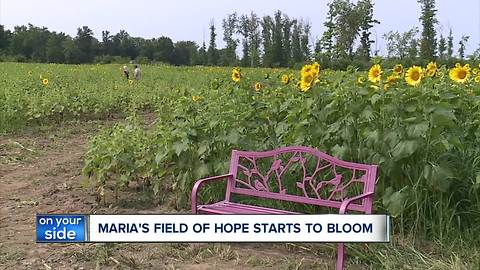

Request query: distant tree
[
  {"left": 172, "top": 41, "right": 198, "bottom": 66},
  {"left": 198, "top": 41, "right": 207, "bottom": 65},
  {"left": 207, "top": 20, "right": 218, "bottom": 65},
  {"left": 318, "top": 3, "right": 335, "bottom": 61},
  {"left": 356, "top": 0, "right": 379, "bottom": 62},
  {"left": 46, "top": 32, "right": 67, "bottom": 63},
  {"left": 282, "top": 15, "right": 293, "bottom": 66},
  {"left": 154, "top": 37, "right": 174, "bottom": 63},
  {"left": 458, "top": 35, "right": 469, "bottom": 59},
  {"left": 261, "top": 15, "right": 274, "bottom": 67},
  {"left": 418, "top": 0, "right": 438, "bottom": 60},
  {"left": 300, "top": 21, "right": 311, "bottom": 61},
  {"left": 447, "top": 29, "right": 454, "bottom": 59},
  {"left": 271, "top": 11, "right": 284, "bottom": 66},
  {"left": 0, "top": 25, "right": 12, "bottom": 53},
  {"left": 438, "top": 34, "right": 446, "bottom": 60},
  {"left": 238, "top": 14, "right": 251, "bottom": 67},
  {"left": 222, "top": 12, "right": 238, "bottom": 66},
  {"left": 74, "top": 26, "right": 96, "bottom": 63},
  {"left": 63, "top": 38, "right": 81, "bottom": 64},
  {"left": 408, "top": 38, "right": 419, "bottom": 60},
  {"left": 383, "top": 27, "right": 419, "bottom": 60},
  {"left": 291, "top": 21, "right": 303, "bottom": 64},
  {"left": 101, "top": 30, "right": 114, "bottom": 55},
  {"left": 247, "top": 12, "right": 261, "bottom": 67}
]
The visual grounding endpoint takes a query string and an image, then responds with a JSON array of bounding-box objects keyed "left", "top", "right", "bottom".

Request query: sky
[{"left": 1, "top": 0, "right": 479, "bottom": 56}]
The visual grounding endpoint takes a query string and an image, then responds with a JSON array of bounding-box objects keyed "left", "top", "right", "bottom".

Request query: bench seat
[{"left": 198, "top": 201, "right": 298, "bottom": 215}]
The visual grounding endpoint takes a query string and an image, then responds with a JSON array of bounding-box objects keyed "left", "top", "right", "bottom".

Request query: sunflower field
[{"left": 2, "top": 61, "right": 480, "bottom": 244}]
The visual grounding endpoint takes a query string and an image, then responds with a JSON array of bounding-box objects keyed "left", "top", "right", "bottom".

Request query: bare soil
[{"left": 0, "top": 119, "right": 339, "bottom": 270}]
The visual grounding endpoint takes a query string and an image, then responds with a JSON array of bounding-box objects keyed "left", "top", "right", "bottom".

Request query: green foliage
[{"left": 77, "top": 63, "right": 480, "bottom": 243}]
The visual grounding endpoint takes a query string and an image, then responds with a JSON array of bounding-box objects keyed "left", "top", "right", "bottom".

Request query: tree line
[{"left": 0, "top": 0, "right": 478, "bottom": 69}]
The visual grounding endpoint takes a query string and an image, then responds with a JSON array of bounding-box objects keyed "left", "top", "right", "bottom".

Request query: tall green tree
[
  {"left": 222, "top": 12, "right": 238, "bottom": 66},
  {"left": 261, "top": 16, "right": 274, "bottom": 67},
  {"left": 291, "top": 21, "right": 303, "bottom": 64},
  {"left": 282, "top": 15, "right": 293, "bottom": 66},
  {"left": 438, "top": 34, "right": 446, "bottom": 60},
  {"left": 74, "top": 26, "right": 96, "bottom": 63},
  {"left": 0, "top": 25, "right": 12, "bottom": 53},
  {"left": 271, "top": 11, "right": 284, "bottom": 66},
  {"left": 46, "top": 32, "right": 67, "bottom": 63},
  {"left": 198, "top": 41, "right": 207, "bottom": 65},
  {"left": 458, "top": 35, "right": 469, "bottom": 59},
  {"left": 356, "top": 0, "right": 379, "bottom": 62},
  {"left": 300, "top": 21, "right": 311, "bottom": 61},
  {"left": 207, "top": 20, "right": 218, "bottom": 66},
  {"left": 238, "top": 14, "right": 251, "bottom": 67},
  {"left": 418, "top": 0, "right": 437, "bottom": 60},
  {"left": 447, "top": 29, "right": 454, "bottom": 59}
]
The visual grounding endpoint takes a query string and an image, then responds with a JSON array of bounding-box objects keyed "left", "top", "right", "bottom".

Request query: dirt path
[{"left": 0, "top": 120, "right": 336, "bottom": 270}]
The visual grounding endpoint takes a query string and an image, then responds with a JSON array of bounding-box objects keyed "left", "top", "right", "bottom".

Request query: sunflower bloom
[
  {"left": 449, "top": 63, "right": 471, "bottom": 84},
  {"left": 368, "top": 64, "right": 382, "bottom": 83},
  {"left": 192, "top": 95, "right": 200, "bottom": 102},
  {"left": 426, "top": 62, "right": 437, "bottom": 77},
  {"left": 254, "top": 82, "right": 262, "bottom": 91},
  {"left": 474, "top": 74, "right": 480, "bottom": 84},
  {"left": 281, "top": 74, "right": 290, "bottom": 84},
  {"left": 128, "top": 79, "right": 133, "bottom": 85},
  {"left": 384, "top": 74, "right": 399, "bottom": 90},
  {"left": 357, "top": 76, "right": 366, "bottom": 85},
  {"left": 42, "top": 78, "right": 49, "bottom": 86},
  {"left": 231, "top": 68, "right": 241, "bottom": 82},
  {"left": 298, "top": 62, "right": 320, "bottom": 92},
  {"left": 405, "top": 66, "right": 423, "bottom": 86},
  {"left": 393, "top": 64, "right": 403, "bottom": 75}
]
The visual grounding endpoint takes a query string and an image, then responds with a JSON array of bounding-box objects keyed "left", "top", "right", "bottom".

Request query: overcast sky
[{"left": 1, "top": 0, "right": 479, "bottom": 55}]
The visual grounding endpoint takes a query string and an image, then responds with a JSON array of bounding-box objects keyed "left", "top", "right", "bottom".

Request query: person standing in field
[
  {"left": 123, "top": 65, "right": 130, "bottom": 80},
  {"left": 134, "top": 65, "right": 142, "bottom": 80}
]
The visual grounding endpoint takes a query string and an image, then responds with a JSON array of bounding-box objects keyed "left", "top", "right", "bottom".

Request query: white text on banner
[{"left": 88, "top": 214, "right": 390, "bottom": 243}]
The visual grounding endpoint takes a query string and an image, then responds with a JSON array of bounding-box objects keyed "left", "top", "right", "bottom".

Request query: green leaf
[
  {"left": 383, "top": 187, "right": 408, "bottom": 218},
  {"left": 406, "top": 122, "right": 429, "bottom": 138},
  {"left": 370, "top": 94, "right": 381, "bottom": 105},
  {"left": 391, "top": 140, "right": 419, "bottom": 160},
  {"left": 424, "top": 164, "right": 453, "bottom": 192},
  {"left": 172, "top": 141, "right": 188, "bottom": 156},
  {"left": 197, "top": 144, "right": 208, "bottom": 156}
]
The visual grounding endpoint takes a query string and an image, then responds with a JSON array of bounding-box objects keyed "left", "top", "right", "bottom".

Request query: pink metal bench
[{"left": 191, "top": 146, "right": 378, "bottom": 270}]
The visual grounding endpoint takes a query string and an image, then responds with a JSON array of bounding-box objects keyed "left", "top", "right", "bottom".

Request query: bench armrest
[
  {"left": 339, "top": 192, "right": 374, "bottom": 214},
  {"left": 191, "top": 174, "right": 233, "bottom": 214}
]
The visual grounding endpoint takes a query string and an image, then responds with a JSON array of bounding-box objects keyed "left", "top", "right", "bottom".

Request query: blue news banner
[
  {"left": 36, "top": 215, "right": 87, "bottom": 242},
  {"left": 37, "top": 214, "right": 390, "bottom": 243}
]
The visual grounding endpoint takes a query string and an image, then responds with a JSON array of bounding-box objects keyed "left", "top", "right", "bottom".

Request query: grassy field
[{"left": 1, "top": 62, "right": 480, "bottom": 269}]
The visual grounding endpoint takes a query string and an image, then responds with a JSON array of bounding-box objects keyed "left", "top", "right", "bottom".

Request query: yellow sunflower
[
  {"left": 384, "top": 74, "right": 399, "bottom": 90},
  {"left": 299, "top": 80, "right": 311, "bottom": 92},
  {"left": 128, "top": 79, "right": 133, "bottom": 85},
  {"left": 192, "top": 95, "right": 200, "bottom": 102},
  {"left": 357, "top": 76, "right": 366, "bottom": 85},
  {"left": 312, "top": 62, "right": 320, "bottom": 77},
  {"left": 449, "top": 63, "right": 471, "bottom": 84},
  {"left": 405, "top": 66, "right": 423, "bottom": 86},
  {"left": 231, "top": 68, "right": 241, "bottom": 82},
  {"left": 301, "top": 64, "right": 314, "bottom": 78},
  {"left": 368, "top": 64, "right": 382, "bottom": 83},
  {"left": 42, "top": 78, "right": 49, "bottom": 86},
  {"left": 393, "top": 64, "right": 403, "bottom": 75},
  {"left": 281, "top": 74, "right": 290, "bottom": 84},
  {"left": 474, "top": 74, "right": 480, "bottom": 84},
  {"left": 254, "top": 82, "right": 262, "bottom": 91},
  {"left": 426, "top": 62, "right": 437, "bottom": 77}
]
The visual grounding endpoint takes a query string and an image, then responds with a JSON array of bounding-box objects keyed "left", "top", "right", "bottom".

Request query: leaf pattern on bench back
[{"left": 233, "top": 149, "right": 369, "bottom": 203}]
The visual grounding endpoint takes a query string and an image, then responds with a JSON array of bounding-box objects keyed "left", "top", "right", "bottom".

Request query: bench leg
[{"left": 336, "top": 243, "right": 345, "bottom": 270}]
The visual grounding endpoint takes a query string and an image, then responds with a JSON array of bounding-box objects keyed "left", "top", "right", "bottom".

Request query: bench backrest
[{"left": 226, "top": 146, "right": 377, "bottom": 214}]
